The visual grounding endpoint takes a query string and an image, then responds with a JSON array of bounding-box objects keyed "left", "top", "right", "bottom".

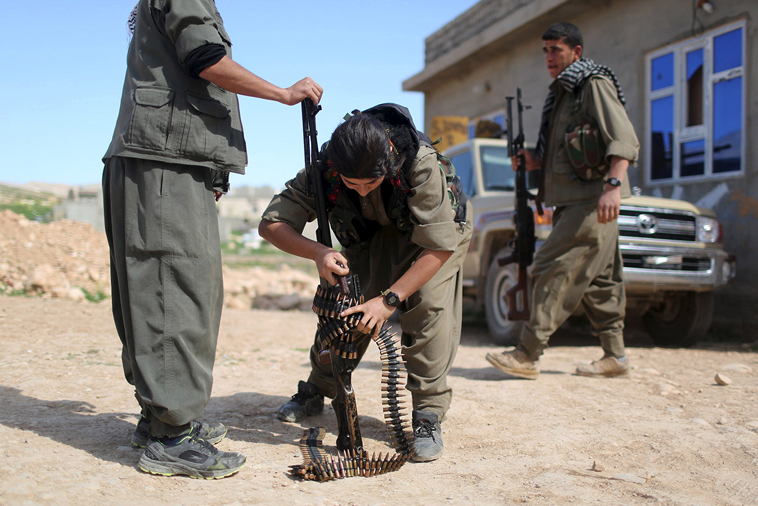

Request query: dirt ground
[{"left": 0, "top": 295, "right": 756, "bottom": 505}]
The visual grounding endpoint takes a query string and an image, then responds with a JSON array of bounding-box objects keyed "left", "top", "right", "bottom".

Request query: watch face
[{"left": 384, "top": 292, "right": 400, "bottom": 307}]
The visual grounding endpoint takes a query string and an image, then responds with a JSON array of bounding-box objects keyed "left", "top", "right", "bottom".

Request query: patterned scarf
[
  {"left": 128, "top": 3, "right": 139, "bottom": 34},
  {"left": 535, "top": 58, "right": 626, "bottom": 160}
]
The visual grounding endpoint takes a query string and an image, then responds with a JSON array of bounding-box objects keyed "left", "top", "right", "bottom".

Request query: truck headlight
[{"left": 696, "top": 216, "right": 721, "bottom": 243}]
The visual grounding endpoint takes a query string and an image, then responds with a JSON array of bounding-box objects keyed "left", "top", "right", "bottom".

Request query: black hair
[
  {"left": 326, "top": 114, "right": 394, "bottom": 179},
  {"left": 542, "top": 22, "right": 583, "bottom": 48}
]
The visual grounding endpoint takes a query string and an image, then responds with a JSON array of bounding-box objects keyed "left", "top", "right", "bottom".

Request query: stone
[
  {"left": 714, "top": 373, "right": 732, "bottom": 386},
  {"left": 745, "top": 421, "right": 758, "bottom": 432},
  {"left": 591, "top": 460, "right": 604, "bottom": 472},
  {"left": 691, "top": 418, "right": 711, "bottom": 427}
]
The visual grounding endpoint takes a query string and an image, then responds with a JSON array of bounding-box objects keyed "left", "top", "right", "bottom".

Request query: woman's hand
[
  {"left": 314, "top": 248, "right": 349, "bottom": 285},
  {"left": 340, "top": 296, "right": 395, "bottom": 335}
]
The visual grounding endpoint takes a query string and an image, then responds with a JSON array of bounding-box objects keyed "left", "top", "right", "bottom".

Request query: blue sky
[{"left": 0, "top": 0, "right": 478, "bottom": 189}]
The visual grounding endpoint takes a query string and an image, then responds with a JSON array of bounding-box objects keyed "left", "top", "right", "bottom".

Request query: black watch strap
[
  {"left": 604, "top": 177, "right": 622, "bottom": 187},
  {"left": 381, "top": 289, "right": 401, "bottom": 307}
]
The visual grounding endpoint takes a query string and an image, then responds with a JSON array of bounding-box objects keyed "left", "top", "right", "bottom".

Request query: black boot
[{"left": 276, "top": 381, "right": 324, "bottom": 422}]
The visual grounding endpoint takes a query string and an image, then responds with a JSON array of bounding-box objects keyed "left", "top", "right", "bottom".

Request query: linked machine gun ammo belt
[{"left": 289, "top": 275, "right": 415, "bottom": 481}]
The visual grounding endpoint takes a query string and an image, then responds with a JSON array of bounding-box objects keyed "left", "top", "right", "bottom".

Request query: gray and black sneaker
[
  {"left": 411, "top": 410, "right": 443, "bottom": 462},
  {"left": 131, "top": 418, "right": 227, "bottom": 449},
  {"left": 138, "top": 428, "right": 245, "bottom": 479},
  {"left": 276, "top": 381, "right": 324, "bottom": 422}
]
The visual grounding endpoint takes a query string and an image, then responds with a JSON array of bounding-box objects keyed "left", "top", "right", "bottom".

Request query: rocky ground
[
  {"left": 0, "top": 210, "right": 318, "bottom": 310},
  {"left": 0, "top": 295, "right": 756, "bottom": 505}
]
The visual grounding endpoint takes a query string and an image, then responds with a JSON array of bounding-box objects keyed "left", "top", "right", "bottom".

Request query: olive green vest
[{"left": 104, "top": 0, "right": 247, "bottom": 173}]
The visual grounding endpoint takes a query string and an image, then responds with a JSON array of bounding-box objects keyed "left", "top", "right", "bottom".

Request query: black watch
[
  {"left": 381, "top": 289, "right": 401, "bottom": 308},
  {"left": 604, "top": 177, "right": 622, "bottom": 187}
]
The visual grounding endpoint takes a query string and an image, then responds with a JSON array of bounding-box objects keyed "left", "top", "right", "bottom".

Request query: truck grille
[
  {"left": 618, "top": 207, "right": 696, "bottom": 242},
  {"left": 622, "top": 254, "right": 712, "bottom": 272}
]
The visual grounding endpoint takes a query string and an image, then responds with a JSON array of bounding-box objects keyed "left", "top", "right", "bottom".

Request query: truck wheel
[
  {"left": 484, "top": 249, "right": 525, "bottom": 346},
  {"left": 642, "top": 291, "right": 714, "bottom": 347}
]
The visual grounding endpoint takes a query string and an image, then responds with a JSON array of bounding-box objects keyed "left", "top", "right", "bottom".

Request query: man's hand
[
  {"left": 281, "top": 77, "right": 323, "bottom": 106},
  {"left": 597, "top": 185, "right": 621, "bottom": 223},
  {"left": 314, "top": 248, "right": 349, "bottom": 285},
  {"left": 340, "top": 296, "right": 395, "bottom": 336},
  {"left": 511, "top": 149, "right": 541, "bottom": 172}
]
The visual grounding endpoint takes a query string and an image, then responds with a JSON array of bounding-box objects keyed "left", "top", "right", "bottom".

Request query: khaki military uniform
[
  {"left": 263, "top": 145, "right": 472, "bottom": 418},
  {"left": 520, "top": 76, "right": 639, "bottom": 360},
  {"left": 102, "top": 0, "right": 244, "bottom": 437}
]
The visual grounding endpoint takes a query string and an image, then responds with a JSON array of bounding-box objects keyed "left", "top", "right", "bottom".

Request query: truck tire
[
  {"left": 642, "top": 291, "right": 714, "bottom": 347},
  {"left": 484, "top": 248, "right": 525, "bottom": 346}
]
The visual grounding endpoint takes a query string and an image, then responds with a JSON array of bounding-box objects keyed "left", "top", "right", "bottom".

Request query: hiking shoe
[
  {"left": 485, "top": 347, "right": 539, "bottom": 379},
  {"left": 131, "top": 418, "right": 227, "bottom": 449},
  {"left": 276, "top": 381, "right": 324, "bottom": 422},
  {"left": 411, "top": 410, "right": 443, "bottom": 462},
  {"left": 575, "top": 355, "right": 629, "bottom": 378},
  {"left": 138, "top": 428, "right": 245, "bottom": 479}
]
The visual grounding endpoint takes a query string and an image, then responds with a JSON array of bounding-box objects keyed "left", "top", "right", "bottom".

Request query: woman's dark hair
[
  {"left": 542, "top": 22, "right": 583, "bottom": 48},
  {"left": 326, "top": 114, "right": 394, "bottom": 179}
]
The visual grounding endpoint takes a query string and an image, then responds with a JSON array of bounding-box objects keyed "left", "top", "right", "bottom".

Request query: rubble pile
[
  {"left": 0, "top": 210, "right": 318, "bottom": 310},
  {"left": 0, "top": 210, "right": 110, "bottom": 301}
]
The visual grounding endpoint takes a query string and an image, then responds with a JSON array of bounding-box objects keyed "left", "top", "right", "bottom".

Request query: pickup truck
[{"left": 445, "top": 137, "right": 736, "bottom": 347}]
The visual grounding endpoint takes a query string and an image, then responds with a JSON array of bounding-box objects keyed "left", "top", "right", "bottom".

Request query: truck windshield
[{"left": 480, "top": 145, "right": 514, "bottom": 191}]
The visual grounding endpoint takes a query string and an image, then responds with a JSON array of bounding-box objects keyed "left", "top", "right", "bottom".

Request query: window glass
[
  {"left": 714, "top": 28, "right": 742, "bottom": 73},
  {"left": 650, "top": 96, "right": 674, "bottom": 180},
  {"left": 449, "top": 151, "right": 476, "bottom": 197},
  {"left": 713, "top": 77, "right": 742, "bottom": 173},
  {"left": 685, "top": 49, "right": 704, "bottom": 126},
  {"left": 680, "top": 140, "right": 705, "bottom": 177},
  {"left": 651, "top": 53, "right": 674, "bottom": 91},
  {"left": 480, "top": 145, "right": 514, "bottom": 191}
]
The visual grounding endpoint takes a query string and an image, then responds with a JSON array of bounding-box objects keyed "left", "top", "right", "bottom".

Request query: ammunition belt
[{"left": 290, "top": 276, "right": 414, "bottom": 481}]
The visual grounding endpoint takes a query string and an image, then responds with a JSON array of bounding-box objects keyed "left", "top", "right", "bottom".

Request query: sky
[{"left": 0, "top": 0, "right": 479, "bottom": 189}]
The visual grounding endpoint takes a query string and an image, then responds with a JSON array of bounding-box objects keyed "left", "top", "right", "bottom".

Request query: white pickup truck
[{"left": 446, "top": 138, "right": 736, "bottom": 347}]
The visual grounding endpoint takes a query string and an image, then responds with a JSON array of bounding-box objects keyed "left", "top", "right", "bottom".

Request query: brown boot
[
  {"left": 485, "top": 348, "right": 539, "bottom": 380},
  {"left": 575, "top": 355, "right": 629, "bottom": 377}
]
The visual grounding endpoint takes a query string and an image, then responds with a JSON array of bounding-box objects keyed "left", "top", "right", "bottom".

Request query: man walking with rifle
[{"left": 486, "top": 21, "right": 638, "bottom": 380}]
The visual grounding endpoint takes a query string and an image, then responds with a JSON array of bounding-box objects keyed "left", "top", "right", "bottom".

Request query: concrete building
[
  {"left": 53, "top": 184, "right": 104, "bottom": 232},
  {"left": 404, "top": 0, "right": 756, "bottom": 334}
]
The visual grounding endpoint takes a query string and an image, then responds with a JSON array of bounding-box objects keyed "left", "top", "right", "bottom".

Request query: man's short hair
[{"left": 542, "top": 22, "right": 583, "bottom": 48}]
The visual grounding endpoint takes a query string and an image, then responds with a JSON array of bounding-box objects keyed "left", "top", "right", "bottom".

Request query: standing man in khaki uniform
[
  {"left": 259, "top": 104, "right": 472, "bottom": 462},
  {"left": 486, "top": 22, "right": 638, "bottom": 380},
  {"left": 102, "top": 0, "right": 322, "bottom": 479}
]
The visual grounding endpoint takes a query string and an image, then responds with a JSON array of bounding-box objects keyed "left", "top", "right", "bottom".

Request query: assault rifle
[
  {"left": 301, "top": 98, "right": 331, "bottom": 248},
  {"left": 499, "top": 88, "right": 536, "bottom": 320}
]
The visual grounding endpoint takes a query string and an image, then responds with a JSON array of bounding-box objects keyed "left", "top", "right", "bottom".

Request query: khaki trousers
[
  {"left": 307, "top": 223, "right": 471, "bottom": 419},
  {"left": 520, "top": 202, "right": 626, "bottom": 360},
  {"left": 102, "top": 157, "right": 223, "bottom": 437}
]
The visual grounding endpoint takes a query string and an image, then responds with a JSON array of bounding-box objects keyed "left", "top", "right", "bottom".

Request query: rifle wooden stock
[{"left": 506, "top": 265, "right": 530, "bottom": 320}]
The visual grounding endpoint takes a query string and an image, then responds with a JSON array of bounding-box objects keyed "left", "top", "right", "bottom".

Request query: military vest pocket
[
  {"left": 181, "top": 94, "right": 230, "bottom": 162},
  {"left": 126, "top": 87, "right": 174, "bottom": 151}
]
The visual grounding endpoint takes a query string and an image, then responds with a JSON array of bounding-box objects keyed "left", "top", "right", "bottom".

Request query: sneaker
[
  {"left": 485, "top": 347, "right": 539, "bottom": 379},
  {"left": 575, "top": 355, "right": 629, "bottom": 378},
  {"left": 138, "top": 428, "right": 245, "bottom": 479},
  {"left": 411, "top": 410, "right": 443, "bottom": 462},
  {"left": 276, "top": 381, "right": 324, "bottom": 422},
  {"left": 131, "top": 418, "right": 227, "bottom": 449}
]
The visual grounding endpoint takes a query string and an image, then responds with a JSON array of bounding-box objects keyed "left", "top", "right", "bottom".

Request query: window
[
  {"left": 645, "top": 21, "right": 745, "bottom": 183},
  {"left": 480, "top": 145, "right": 514, "bottom": 191},
  {"left": 449, "top": 150, "right": 476, "bottom": 197}
]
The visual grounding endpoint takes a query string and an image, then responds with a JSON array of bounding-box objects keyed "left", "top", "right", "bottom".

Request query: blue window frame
[{"left": 645, "top": 22, "right": 745, "bottom": 183}]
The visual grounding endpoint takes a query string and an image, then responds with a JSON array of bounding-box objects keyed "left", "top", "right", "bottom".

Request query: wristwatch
[
  {"left": 380, "top": 289, "right": 401, "bottom": 308},
  {"left": 604, "top": 177, "right": 622, "bottom": 187}
]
